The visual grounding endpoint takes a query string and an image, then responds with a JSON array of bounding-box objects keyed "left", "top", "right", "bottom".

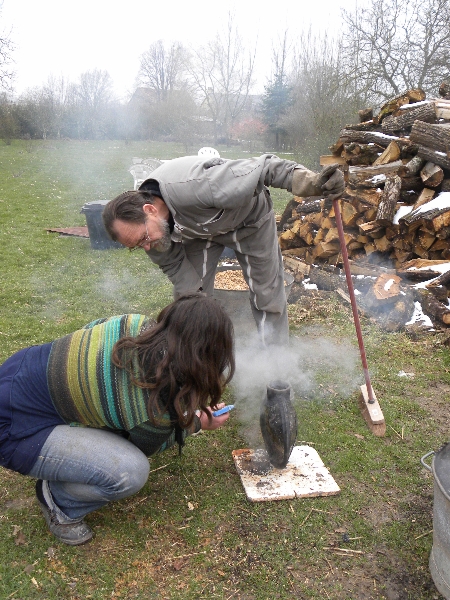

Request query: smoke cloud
[{"left": 231, "top": 330, "right": 361, "bottom": 448}]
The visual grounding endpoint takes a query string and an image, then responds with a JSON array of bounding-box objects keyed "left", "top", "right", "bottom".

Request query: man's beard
[{"left": 152, "top": 218, "right": 172, "bottom": 253}]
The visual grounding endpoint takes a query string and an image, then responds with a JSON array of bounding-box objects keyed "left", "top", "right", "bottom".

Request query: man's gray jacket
[
  {"left": 140, "top": 153, "right": 318, "bottom": 295},
  {"left": 144, "top": 154, "right": 300, "bottom": 238},
  {"left": 137, "top": 153, "right": 322, "bottom": 345}
]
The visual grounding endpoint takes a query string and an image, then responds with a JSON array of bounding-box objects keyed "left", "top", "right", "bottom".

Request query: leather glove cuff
[{"left": 291, "top": 167, "right": 322, "bottom": 197}]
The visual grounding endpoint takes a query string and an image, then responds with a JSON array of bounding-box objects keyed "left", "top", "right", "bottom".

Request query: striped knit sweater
[{"left": 47, "top": 314, "right": 200, "bottom": 456}]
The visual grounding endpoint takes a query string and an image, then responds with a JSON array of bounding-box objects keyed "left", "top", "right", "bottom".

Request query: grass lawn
[{"left": 0, "top": 139, "right": 449, "bottom": 599}]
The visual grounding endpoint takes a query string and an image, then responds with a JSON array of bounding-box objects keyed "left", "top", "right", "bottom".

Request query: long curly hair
[{"left": 112, "top": 294, "right": 235, "bottom": 427}]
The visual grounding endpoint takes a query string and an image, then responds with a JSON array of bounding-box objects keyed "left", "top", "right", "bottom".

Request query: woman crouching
[{"left": 0, "top": 294, "right": 234, "bottom": 545}]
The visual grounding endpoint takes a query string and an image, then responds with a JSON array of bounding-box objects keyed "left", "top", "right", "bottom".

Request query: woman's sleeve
[{"left": 128, "top": 415, "right": 202, "bottom": 456}]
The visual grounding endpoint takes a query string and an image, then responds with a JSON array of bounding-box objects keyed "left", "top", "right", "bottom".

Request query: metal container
[
  {"left": 260, "top": 379, "right": 297, "bottom": 469},
  {"left": 421, "top": 445, "right": 450, "bottom": 599},
  {"left": 213, "top": 266, "right": 294, "bottom": 335},
  {"left": 81, "top": 200, "right": 124, "bottom": 250}
]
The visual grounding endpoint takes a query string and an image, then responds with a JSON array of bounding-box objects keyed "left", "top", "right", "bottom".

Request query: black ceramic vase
[{"left": 260, "top": 380, "right": 298, "bottom": 469}]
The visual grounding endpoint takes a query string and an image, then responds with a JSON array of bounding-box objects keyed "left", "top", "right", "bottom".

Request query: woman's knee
[{"left": 107, "top": 449, "right": 150, "bottom": 499}]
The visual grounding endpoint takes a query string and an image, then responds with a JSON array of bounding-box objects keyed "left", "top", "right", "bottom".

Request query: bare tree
[
  {"left": 18, "top": 87, "right": 55, "bottom": 139},
  {"left": 341, "top": 0, "right": 450, "bottom": 104},
  {"left": 73, "top": 69, "right": 114, "bottom": 138},
  {"left": 0, "top": 92, "right": 16, "bottom": 142},
  {"left": 41, "top": 75, "right": 71, "bottom": 138},
  {"left": 0, "top": 3, "right": 14, "bottom": 92},
  {"left": 137, "top": 40, "right": 188, "bottom": 102},
  {"left": 187, "top": 13, "right": 256, "bottom": 142},
  {"left": 282, "top": 30, "right": 359, "bottom": 167},
  {"left": 76, "top": 69, "right": 113, "bottom": 112}
]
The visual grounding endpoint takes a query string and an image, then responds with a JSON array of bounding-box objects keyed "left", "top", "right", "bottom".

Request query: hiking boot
[{"left": 35, "top": 480, "right": 93, "bottom": 546}]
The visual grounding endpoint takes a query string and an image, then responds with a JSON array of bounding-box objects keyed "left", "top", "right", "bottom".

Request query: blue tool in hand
[{"left": 212, "top": 404, "right": 235, "bottom": 417}]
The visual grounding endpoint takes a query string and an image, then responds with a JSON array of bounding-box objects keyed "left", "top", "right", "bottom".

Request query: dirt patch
[{"left": 413, "top": 382, "right": 450, "bottom": 440}]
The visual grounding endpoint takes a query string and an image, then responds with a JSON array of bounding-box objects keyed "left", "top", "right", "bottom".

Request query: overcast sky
[{"left": 2, "top": 0, "right": 361, "bottom": 101}]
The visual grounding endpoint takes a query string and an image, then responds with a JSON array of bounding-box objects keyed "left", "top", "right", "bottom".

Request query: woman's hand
[{"left": 199, "top": 403, "right": 230, "bottom": 431}]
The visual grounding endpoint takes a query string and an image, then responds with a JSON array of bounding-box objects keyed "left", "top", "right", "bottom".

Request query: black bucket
[
  {"left": 81, "top": 200, "right": 124, "bottom": 250},
  {"left": 260, "top": 379, "right": 297, "bottom": 469}
]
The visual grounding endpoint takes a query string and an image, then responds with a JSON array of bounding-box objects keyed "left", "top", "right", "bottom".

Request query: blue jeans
[{"left": 28, "top": 425, "right": 150, "bottom": 520}]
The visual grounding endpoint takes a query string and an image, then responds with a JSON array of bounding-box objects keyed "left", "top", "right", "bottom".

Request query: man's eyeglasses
[{"left": 129, "top": 221, "right": 151, "bottom": 252}]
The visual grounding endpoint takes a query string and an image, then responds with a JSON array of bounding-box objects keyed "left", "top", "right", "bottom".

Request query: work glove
[
  {"left": 316, "top": 164, "right": 345, "bottom": 200},
  {"left": 292, "top": 163, "right": 344, "bottom": 200}
]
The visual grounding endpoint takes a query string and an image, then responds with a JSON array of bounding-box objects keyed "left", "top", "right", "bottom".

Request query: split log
[
  {"left": 294, "top": 197, "right": 323, "bottom": 215},
  {"left": 342, "top": 120, "right": 379, "bottom": 132},
  {"left": 364, "top": 207, "right": 379, "bottom": 221},
  {"left": 324, "top": 228, "right": 356, "bottom": 246},
  {"left": 308, "top": 267, "right": 345, "bottom": 291},
  {"left": 410, "top": 121, "right": 450, "bottom": 154},
  {"left": 435, "top": 226, "right": 450, "bottom": 239},
  {"left": 416, "top": 145, "right": 450, "bottom": 170},
  {"left": 385, "top": 224, "right": 401, "bottom": 240},
  {"left": 394, "top": 249, "right": 414, "bottom": 264},
  {"left": 348, "top": 161, "right": 404, "bottom": 188},
  {"left": 412, "top": 188, "right": 435, "bottom": 210},
  {"left": 429, "top": 238, "right": 450, "bottom": 251},
  {"left": 347, "top": 260, "right": 396, "bottom": 276},
  {"left": 359, "top": 108, "right": 373, "bottom": 122},
  {"left": 313, "top": 241, "right": 341, "bottom": 259},
  {"left": 358, "top": 220, "right": 388, "bottom": 237},
  {"left": 339, "top": 129, "right": 410, "bottom": 149},
  {"left": 283, "top": 256, "right": 310, "bottom": 281},
  {"left": 412, "top": 245, "right": 430, "bottom": 259},
  {"left": 342, "top": 143, "right": 384, "bottom": 166},
  {"left": 392, "top": 236, "right": 412, "bottom": 251},
  {"left": 415, "top": 288, "right": 450, "bottom": 325},
  {"left": 399, "top": 155, "right": 426, "bottom": 176},
  {"left": 314, "top": 228, "right": 326, "bottom": 244},
  {"left": 342, "top": 187, "right": 382, "bottom": 207},
  {"left": 398, "top": 269, "right": 442, "bottom": 281},
  {"left": 329, "top": 139, "right": 345, "bottom": 155},
  {"left": 303, "top": 211, "right": 325, "bottom": 228},
  {"left": 278, "top": 198, "right": 298, "bottom": 231},
  {"left": 400, "top": 175, "right": 424, "bottom": 192},
  {"left": 376, "top": 175, "right": 402, "bottom": 222},
  {"left": 426, "top": 285, "right": 449, "bottom": 302},
  {"left": 435, "top": 101, "right": 450, "bottom": 120},
  {"left": 373, "top": 236, "right": 393, "bottom": 252},
  {"left": 439, "top": 82, "right": 450, "bottom": 99},
  {"left": 426, "top": 269, "right": 450, "bottom": 289},
  {"left": 279, "top": 229, "right": 300, "bottom": 250},
  {"left": 375, "top": 89, "right": 426, "bottom": 123},
  {"left": 418, "top": 229, "right": 436, "bottom": 250},
  {"left": 372, "top": 141, "right": 401, "bottom": 166},
  {"left": 282, "top": 247, "right": 309, "bottom": 259},
  {"left": 290, "top": 220, "right": 315, "bottom": 245},
  {"left": 381, "top": 102, "right": 436, "bottom": 132},
  {"left": 320, "top": 154, "right": 347, "bottom": 166},
  {"left": 399, "top": 259, "right": 448, "bottom": 273},
  {"left": 420, "top": 162, "right": 444, "bottom": 188},
  {"left": 341, "top": 201, "right": 360, "bottom": 226},
  {"left": 321, "top": 214, "right": 336, "bottom": 229},
  {"left": 432, "top": 209, "right": 450, "bottom": 232}
]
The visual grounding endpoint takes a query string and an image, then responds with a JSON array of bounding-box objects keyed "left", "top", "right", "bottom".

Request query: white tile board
[{"left": 232, "top": 445, "right": 340, "bottom": 502}]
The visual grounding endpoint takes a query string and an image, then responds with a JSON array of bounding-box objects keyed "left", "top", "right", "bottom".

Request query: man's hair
[{"left": 102, "top": 190, "right": 157, "bottom": 241}]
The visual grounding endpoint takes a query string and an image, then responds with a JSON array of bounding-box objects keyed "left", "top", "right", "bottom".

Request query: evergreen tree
[{"left": 260, "top": 75, "right": 292, "bottom": 150}]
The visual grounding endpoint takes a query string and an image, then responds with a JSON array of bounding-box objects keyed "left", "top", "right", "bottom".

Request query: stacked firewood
[{"left": 279, "top": 87, "right": 450, "bottom": 268}]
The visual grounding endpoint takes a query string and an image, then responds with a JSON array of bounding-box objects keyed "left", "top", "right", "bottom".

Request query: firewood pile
[{"left": 278, "top": 85, "right": 450, "bottom": 332}]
